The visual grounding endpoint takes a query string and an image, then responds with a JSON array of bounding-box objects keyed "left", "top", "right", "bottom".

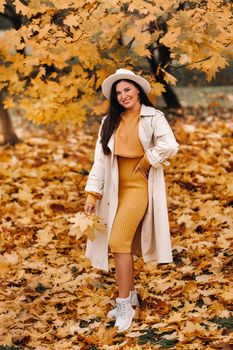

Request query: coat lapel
[
  {"left": 139, "top": 105, "right": 155, "bottom": 151},
  {"left": 107, "top": 133, "right": 115, "bottom": 154},
  {"left": 107, "top": 133, "right": 119, "bottom": 191}
]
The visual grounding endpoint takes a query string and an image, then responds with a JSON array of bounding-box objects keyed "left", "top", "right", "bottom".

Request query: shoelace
[{"left": 116, "top": 300, "right": 127, "bottom": 319}]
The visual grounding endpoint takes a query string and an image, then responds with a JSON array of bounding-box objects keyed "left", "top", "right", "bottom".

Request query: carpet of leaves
[{"left": 0, "top": 106, "right": 232, "bottom": 350}]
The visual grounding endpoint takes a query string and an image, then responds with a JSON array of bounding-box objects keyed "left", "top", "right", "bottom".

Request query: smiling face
[{"left": 115, "top": 80, "right": 141, "bottom": 110}]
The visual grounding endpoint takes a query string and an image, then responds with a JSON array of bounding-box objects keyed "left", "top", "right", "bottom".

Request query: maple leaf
[
  {"left": 201, "top": 54, "right": 229, "bottom": 81},
  {"left": 2, "top": 252, "right": 19, "bottom": 265},
  {"left": 81, "top": 323, "right": 119, "bottom": 345},
  {"left": 2, "top": 97, "right": 16, "bottom": 109},
  {"left": 150, "top": 81, "right": 166, "bottom": 96},
  {"left": 64, "top": 14, "right": 81, "bottom": 27},
  {"left": 14, "top": 0, "right": 29, "bottom": 15},
  {"left": 0, "top": 2, "right": 5, "bottom": 13},
  {"left": 68, "top": 212, "right": 106, "bottom": 242},
  {"left": 160, "top": 67, "right": 177, "bottom": 85},
  {"left": 36, "top": 228, "right": 54, "bottom": 246},
  {"left": 179, "top": 53, "right": 192, "bottom": 65},
  {"left": 11, "top": 184, "right": 34, "bottom": 202}
]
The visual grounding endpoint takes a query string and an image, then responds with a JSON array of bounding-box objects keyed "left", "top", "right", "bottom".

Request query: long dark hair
[{"left": 100, "top": 79, "right": 154, "bottom": 155}]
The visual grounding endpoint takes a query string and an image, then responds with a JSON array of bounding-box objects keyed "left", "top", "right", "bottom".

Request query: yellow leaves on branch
[
  {"left": 161, "top": 3, "right": 232, "bottom": 80},
  {"left": 68, "top": 212, "right": 106, "bottom": 242},
  {"left": 150, "top": 81, "right": 166, "bottom": 96},
  {"left": 158, "top": 67, "right": 177, "bottom": 86},
  {"left": 199, "top": 55, "right": 229, "bottom": 82},
  {"left": 123, "top": 25, "right": 152, "bottom": 57},
  {"left": 0, "top": 0, "right": 232, "bottom": 125}
]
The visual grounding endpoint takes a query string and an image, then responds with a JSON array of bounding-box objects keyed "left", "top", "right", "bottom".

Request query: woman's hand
[
  {"left": 84, "top": 202, "right": 96, "bottom": 215},
  {"left": 134, "top": 155, "right": 151, "bottom": 179},
  {"left": 134, "top": 164, "right": 149, "bottom": 179}
]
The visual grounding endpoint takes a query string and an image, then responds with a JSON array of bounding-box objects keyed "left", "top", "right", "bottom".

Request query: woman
[{"left": 84, "top": 68, "right": 179, "bottom": 332}]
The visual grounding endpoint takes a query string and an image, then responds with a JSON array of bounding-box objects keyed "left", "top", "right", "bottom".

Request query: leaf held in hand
[{"left": 68, "top": 212, "right": 106, "bottom": 241}]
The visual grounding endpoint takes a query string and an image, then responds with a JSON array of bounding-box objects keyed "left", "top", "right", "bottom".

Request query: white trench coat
[{"left": 85, "top": 104, "right": 179, "bottom": 271}]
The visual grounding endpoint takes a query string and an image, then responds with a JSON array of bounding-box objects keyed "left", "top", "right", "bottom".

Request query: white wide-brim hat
[{"left": 101, "top": 68, "right": 151, "bottom": 100}]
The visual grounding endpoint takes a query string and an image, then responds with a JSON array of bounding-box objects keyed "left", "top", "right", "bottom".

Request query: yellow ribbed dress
[
  {"left": 108, "top": 110, "right": 149, "bottom": 253},
  {"left": 86, "top": 109, "right": 151, "bottom": 253}
]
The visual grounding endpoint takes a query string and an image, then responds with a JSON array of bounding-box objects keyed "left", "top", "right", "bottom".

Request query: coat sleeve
[
  {"left": 84, "top": 118, "right": 106, "bottom": 196},
  {"left": 145, "top": 111, "right": 179, "bottom": 168}
]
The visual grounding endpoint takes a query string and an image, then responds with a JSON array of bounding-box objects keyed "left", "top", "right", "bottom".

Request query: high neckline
[{"left": 121, "top": 108, "right": 141, "bottom": 119}]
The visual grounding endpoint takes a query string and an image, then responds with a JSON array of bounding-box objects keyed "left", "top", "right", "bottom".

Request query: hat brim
[{"left": 102, "top": 73, "right": 151, "bottom": 100}]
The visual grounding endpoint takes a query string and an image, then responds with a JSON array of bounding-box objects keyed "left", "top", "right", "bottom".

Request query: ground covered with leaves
[{"left": 0, "top": 105, "right": 232, "bottom": 350}]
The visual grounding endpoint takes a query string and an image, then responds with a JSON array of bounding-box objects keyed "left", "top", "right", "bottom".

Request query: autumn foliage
[
  {"left": 0, "top": 104, "right": 232, "bottom": 349},
  {"left": 0, "top": 1, "right": 233, "bottom": 349},
  {"left": 0, "top": 0, "right": 232, "bottom": 125}
]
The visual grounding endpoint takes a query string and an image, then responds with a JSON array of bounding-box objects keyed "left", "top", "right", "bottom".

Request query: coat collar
[{"left": 140, "top": 104, "right": 156, "bottom": 117}]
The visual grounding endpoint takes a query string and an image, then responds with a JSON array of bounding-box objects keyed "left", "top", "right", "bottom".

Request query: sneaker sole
[{"left": 116, "top": 309, "right": 135, "bottom": 333}]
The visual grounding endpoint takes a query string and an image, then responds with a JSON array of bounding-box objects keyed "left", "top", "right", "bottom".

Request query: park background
[{"left": 0, "top": 1, "right": 232, "bottom": 350}]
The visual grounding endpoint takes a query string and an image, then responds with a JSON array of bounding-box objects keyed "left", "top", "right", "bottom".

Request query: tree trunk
[
  {"left": 148, "top": 44, "right": 182, "bottom": 109},
  {"left": 0, "top": 105, "right": 20, "bottom": 146},
  {"left": 157, "top": 79, "right": 182, "bottom": 109},
  {"left": 0, "top": 3, "right": 25, "bottom": 146}
]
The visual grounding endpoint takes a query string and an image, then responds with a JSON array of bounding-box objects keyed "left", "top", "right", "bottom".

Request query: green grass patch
[
  {"left": 0, "top": 347, "right": 23, "bottom": 350},
  {"left": 138, "top": 329, "right": 178, "bottom": 348},
  {"left": 210, "top": 316, "right": 233, "bottom": 329}
]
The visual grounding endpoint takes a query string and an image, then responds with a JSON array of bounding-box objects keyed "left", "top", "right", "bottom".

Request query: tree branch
[{"left": 170, "top": 55, "right": 212, "bottom": 71}]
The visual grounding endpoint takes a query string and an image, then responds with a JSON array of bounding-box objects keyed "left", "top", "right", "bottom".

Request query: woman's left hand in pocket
[{"left": 134, "top": 160, "right": 150, "bottom": 179}]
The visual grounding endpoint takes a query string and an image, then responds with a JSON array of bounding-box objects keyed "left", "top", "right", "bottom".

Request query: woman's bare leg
[{"left": 113, "top": 253, "right": 134, "bottom": 298}]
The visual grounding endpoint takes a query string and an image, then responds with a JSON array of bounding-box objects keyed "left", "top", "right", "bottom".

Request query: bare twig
[{"left": 126, "top": 36, "right": 135, "bottom": 49}]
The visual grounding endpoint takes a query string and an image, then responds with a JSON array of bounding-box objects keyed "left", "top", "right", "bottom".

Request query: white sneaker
[
  {"left": 114, "top": 295, "right": 135, "bottom": 332},
  {"left": 107, "top": 290, "right": 140, "bottom": 318}
]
